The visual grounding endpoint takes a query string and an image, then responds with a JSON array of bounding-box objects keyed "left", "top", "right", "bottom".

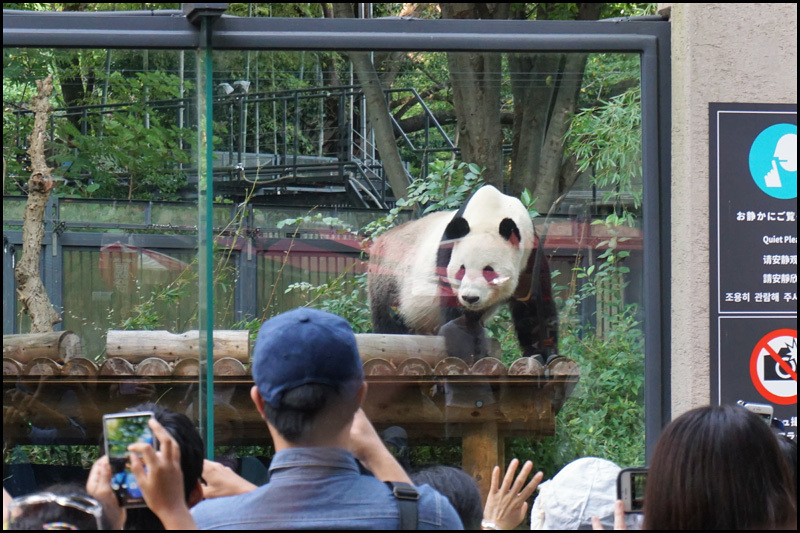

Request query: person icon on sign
[
  {"left": 749, "top": 123, "right": 797, "bottom": 199},
  {"left": 763, "top": 133, "right": 797, "bottom": 188}
]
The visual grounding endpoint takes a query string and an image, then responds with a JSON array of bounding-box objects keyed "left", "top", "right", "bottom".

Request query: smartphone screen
[
  {"left": 103, "top": 411, "right": 157, "bottom": 508},
  {"left": 618, "top": 467, "right": 647, "bottom": 513}
]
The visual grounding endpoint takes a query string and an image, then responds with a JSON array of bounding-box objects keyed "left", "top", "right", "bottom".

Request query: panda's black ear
[
  {"left": 444, "top": 216, "right": 470, "bottom": 240},
  {"left": 499, "top": 218, "right": 521, "bottom": 246}
]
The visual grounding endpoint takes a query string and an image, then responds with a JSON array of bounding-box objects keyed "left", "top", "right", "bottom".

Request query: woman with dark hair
[{"left": 643, "top": 404, "right": 796, "bottom": 530}]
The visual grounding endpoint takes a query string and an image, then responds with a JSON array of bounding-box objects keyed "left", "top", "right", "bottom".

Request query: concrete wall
[{"left": 658, "top": 3, "right": 797, "bottom": 418}]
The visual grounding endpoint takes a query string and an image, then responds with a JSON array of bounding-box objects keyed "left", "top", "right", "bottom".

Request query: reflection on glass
[
  {"left": 3, "top": 46, "right": 202, "bottom": 497},
  {"left": 208, "top": 47, "right": 645, "bottom": 488},
  {"left": 4, "top": 32, "right": 645, "bottom": 508}
]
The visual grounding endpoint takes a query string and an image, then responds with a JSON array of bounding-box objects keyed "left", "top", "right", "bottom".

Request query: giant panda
[{"left": 368, "top": 184, "right": 559, "bottom": 363}]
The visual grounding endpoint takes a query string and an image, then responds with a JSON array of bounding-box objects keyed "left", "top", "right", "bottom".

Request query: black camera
[{"left": 762, "top": 348, "right": 796, "bottom": 381}]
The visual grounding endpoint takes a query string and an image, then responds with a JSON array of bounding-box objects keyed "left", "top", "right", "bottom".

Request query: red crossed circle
[{"left": 749, "top": 328, "right": 797, "bottom": 405}]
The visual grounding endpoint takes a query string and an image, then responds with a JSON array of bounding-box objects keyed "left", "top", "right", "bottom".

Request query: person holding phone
[
  {"left": 592, "top": 404, "right": 797, "bottom": 530},
  {"left": 87, "top": 417, "right": 197, "bottom": 530},
  {"left": 189, "top": 307, "right": 462, "bottom": 530}
]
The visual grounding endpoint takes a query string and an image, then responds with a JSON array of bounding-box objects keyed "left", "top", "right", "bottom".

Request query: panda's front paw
[
  {"left": 544, "top": 353, "right": 565, "bottom": 365},
  {"left": 526, "top": 353, "right": 546, "bottom": 365}
]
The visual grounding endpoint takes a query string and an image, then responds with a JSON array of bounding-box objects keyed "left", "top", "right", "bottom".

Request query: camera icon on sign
[{"left": 762, "top": 346, "right": 797, "bottom": 381}]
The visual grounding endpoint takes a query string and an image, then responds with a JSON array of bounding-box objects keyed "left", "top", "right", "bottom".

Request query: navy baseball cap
[{"left": 252, "top": 308, "right": 365, "bottom": 408}]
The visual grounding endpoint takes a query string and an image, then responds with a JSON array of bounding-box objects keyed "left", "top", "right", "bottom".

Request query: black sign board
[{"left": 710, "top": 103, "right": 797, "bottom": 438}]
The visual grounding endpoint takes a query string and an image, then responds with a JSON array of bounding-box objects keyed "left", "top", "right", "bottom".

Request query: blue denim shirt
[{"left": 191, "top": 447, "right": 464, "bottom": 530}]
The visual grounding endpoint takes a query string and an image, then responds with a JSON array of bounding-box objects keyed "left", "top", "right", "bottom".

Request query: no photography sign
[{"left": 750, "top": 329, "right": 797, "bottom": 405}]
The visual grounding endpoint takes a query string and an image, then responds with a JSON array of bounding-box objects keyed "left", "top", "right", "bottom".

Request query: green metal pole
[{"left": 197, "top": 15, "right": 215, "bottom": 460}]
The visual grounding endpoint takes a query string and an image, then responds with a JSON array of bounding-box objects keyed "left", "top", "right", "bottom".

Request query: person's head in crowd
[
  {"left": 530, "top": 457, "right": 639, "bottom": 530},
  {"left": 123, "top": 403, "right": 205, "bottom": 530},
  {"left": 411, "top": 466, "right": 482, "bottom": 529},
  {"left": 249, "top": 307, "right": 367, "bottom": 447},
  {"left": 6, "top": 483, "right": 108, "bottom": 530},
  {"left": 643, "top": 404, "right": 796, "bottom": 530}
]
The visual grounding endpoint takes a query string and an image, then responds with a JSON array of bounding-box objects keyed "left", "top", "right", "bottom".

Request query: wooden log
[
  {"left": 62, "top": 358, "right": 98, "bottom": 376},
  {"left": 355, "top": 334, "right": 448, "bottom": 367},
  {"left": 363, "top": 358, "right": 396, "bottom": 376},
  {"left": 471, "top": 357, "right": 507, "bottom": 376},
  {"left": 3, "top": 331, "right": 82, "bottom": 364},
  {"left": 462, "top": 421, "right": 502, "bottom": 505},
  {"left": 99, "top": 357, "right": 135, "bottom": 376},
  {"left": 214, "top": 357, "right": 247, "bottom": 376},
  {"left": 434, "top": 357, "right": 470, "bottom": 376},
  {"left": 546, "top": 357, "right": 580, "bottom": 378},
  {"left": 106, "top": 330, "right": 250, "bottom": 363},
  {"left": 135, "top": 357, "right": 172, "bottom": 377},
  {"left": 173, "top": 359, "right": 199, "bottom": 377},
  {"left": 3, "top": 358, "right": 23, "bottom": 376},
  {"left": 396, "top": 357, "right": 433, "bottom": 377},
  {"left": 24, "top": 357, "right": 61, "bottom": 376},
  {"left": 508, "top": 357, "right": 544, "bottom": 376}
]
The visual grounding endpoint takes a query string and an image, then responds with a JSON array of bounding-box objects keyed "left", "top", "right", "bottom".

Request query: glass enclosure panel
[
  {"left": 3, "top": 46, "right": 202, "bottom": 496},
  {"left": 3, "top": 15, "right": 651, "bottom": 526},
  {"left": 209, "top": 46, "right": 646, "bottom": 501}
]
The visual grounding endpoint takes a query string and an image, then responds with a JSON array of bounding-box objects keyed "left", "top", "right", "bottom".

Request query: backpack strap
[{"left": 385, "top": 481, "right": 419, "bottom": 530}]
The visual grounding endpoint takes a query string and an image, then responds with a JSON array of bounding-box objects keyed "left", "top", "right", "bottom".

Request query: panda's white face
[{"left": 446, "top": 234, "right": 520, "bottom": 311}]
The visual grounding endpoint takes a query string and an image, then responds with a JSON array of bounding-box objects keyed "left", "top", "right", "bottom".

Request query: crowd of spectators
[{"left": 3, "top": 308, "right": 797, "bottom": 530}]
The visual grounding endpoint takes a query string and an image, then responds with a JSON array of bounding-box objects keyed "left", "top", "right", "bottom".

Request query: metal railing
[{"left": 7, "top": 84, "right": 458, "bottom": 207}]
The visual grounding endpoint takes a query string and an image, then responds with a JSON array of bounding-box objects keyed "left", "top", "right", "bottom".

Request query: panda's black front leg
[{"left": 509, "top": 295, "right": 559, "bottom": 364}]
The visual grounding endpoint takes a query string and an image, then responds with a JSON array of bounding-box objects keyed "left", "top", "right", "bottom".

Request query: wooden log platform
[{"left": 3, "top": 331, "right": 579, "bottom": 502}]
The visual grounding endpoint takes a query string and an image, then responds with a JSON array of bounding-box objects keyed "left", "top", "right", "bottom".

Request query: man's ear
[
  {"left": 356, "top": 381, "right": 368, "bottom": 407},
  {"left": 250, "top": 385, "right": 267, "bottom": 420},
  {"left": 188, "top": 479, "right": 203, "bottom": 507}
]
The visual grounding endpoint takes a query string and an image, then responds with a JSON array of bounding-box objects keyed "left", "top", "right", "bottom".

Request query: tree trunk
[
  {"left": 445, "top": 51, "right": 504, "bottom": 188},
  {"left": 508, "top": 53, "right": 562, "bottom": 198},
  {"left": 330, "top": 3, "right": 410, "bottom": 199},
  {"left": 439, "top": 2, "right": 601, "bottom": 205},
  {"left": 528, "top": 53, "right": 590, "bottom": 213},
  {"left": 15, "top": 76, "right": 61, "bottom": 333},
  {"left": 440, "top": 3, "right": 510, "bottom": 189}
]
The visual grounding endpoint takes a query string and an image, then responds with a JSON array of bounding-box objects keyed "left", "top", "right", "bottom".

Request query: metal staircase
[{"left": 8, "top": 85, "right": 455, "bottom": 208}]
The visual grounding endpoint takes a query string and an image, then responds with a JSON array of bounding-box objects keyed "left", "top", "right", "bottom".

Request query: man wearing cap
[{"left": 191, "top": 307, "right": 463, "bottom": 530}]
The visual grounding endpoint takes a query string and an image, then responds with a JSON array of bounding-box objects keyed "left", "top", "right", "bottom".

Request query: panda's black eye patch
[
  {"left": 483, "top": 266, "right": 498, "bottom": 282},
  {"left": 499, "top": 218, "right": 521, "bottom": 246}
]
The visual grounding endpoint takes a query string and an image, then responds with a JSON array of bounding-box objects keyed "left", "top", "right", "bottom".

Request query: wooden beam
[{"left": 106, "top": 330, "right": 250, "bottom": 363}]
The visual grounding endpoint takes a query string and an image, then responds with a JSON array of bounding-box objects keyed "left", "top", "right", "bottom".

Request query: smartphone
[
  {"left": 102, "top": 411, "right": 158, "bottom": 508},
  {"left": 737, "top": 400, "right": 773, "bottom": 425},
  {"left": 617, "top": 467, "right": 647, "bottom": 513}
]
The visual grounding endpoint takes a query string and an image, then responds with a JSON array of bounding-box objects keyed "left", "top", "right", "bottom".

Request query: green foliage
[
  {"left": 506, "top": 219, "right": 645, "bottom": 476},
  {"left": 119, "top": 270, "right": 194, "bottom": 332},
  {"left": 52, "top": 71, "right": 191, "bottom": 200},
  {"left": 5, "top": 445, "right": 99, "bottom": 469},
  {"left": 514, "top": 302, "right": 645, "bottom": 475},
  {"left": 286, "top": 273, "right": 372, "bottom": 333},
  {"left": 567, "top": 85, "right": 643, "bottom": 220},
  {"left": 362, "top": 160, "right": 484, "bottom": 238}
]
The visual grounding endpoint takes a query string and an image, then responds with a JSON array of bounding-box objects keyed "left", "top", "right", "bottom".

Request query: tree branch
[
  {"left": 332, "top": 2, "right": 409, "bottom": 199},
  {"left": 16, "top": 75, "right": 62, "bottom": 332}
]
